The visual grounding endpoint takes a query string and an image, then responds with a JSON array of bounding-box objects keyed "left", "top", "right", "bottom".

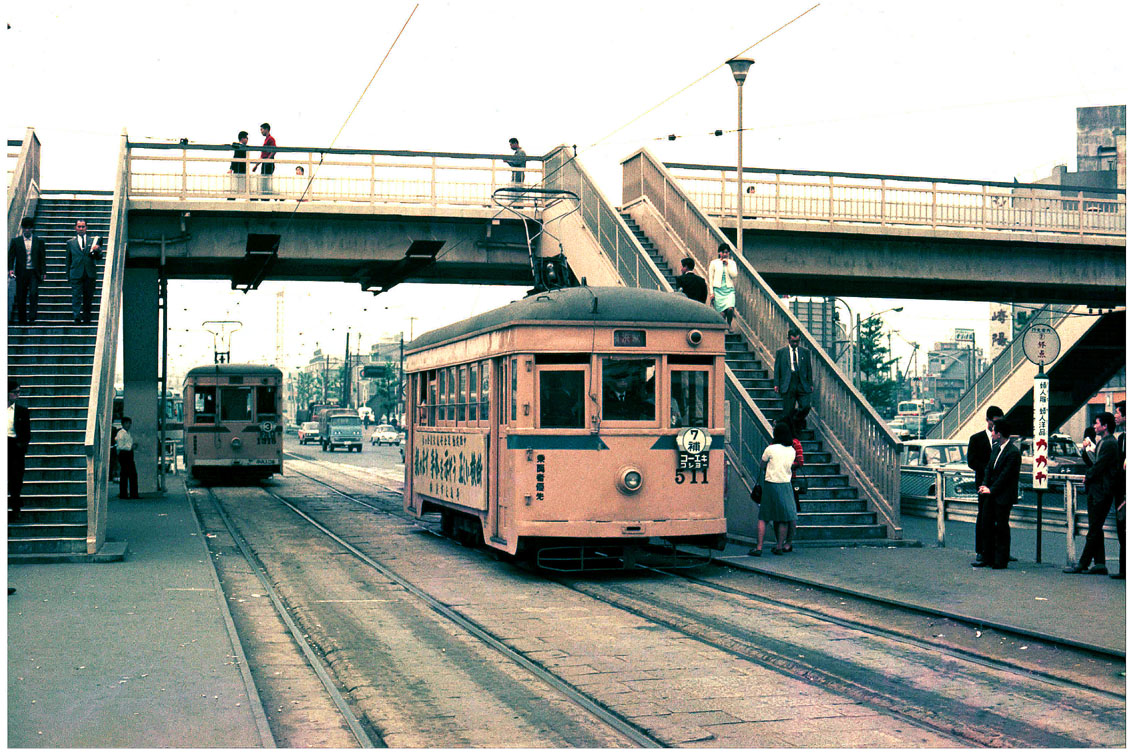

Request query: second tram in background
[
  {"left": 403, "top": 286, "right": 728, "bottom": 570},
  {"left": 183, "top": 364, "right": 284, "bottom": 482}
]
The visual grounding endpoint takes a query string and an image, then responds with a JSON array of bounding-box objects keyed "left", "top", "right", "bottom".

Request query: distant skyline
[{"left": 5, "top": 0, "right": 1127, "bottom": 379}]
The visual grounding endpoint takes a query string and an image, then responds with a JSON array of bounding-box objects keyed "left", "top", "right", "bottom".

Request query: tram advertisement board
[{"left": 412, "top": 431, "right": 488, "bottom": 511}]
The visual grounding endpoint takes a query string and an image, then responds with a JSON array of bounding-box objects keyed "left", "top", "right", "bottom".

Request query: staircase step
[
  {"left": 794, "top": 524, "right": 888, "bottom": 541},
  {"left": 798, "top": 512, "right": 878, "bottom": 526},
  {"left": 7, "top": 536, "right": 88, "bottom": 555},
  {"left": 799, "top": 499, "right": 869, "bottom": 514}
]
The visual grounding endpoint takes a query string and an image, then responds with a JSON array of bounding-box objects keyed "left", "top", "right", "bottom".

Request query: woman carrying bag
[{"left": 748, "top": 421, "right": 799, "bottom": 556}]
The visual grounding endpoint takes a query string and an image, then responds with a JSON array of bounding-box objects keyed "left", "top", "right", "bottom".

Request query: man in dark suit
[
  {"left": 1112, "top": 401, "right": 1125, "bottom": 580},
  {"left": 603, "top": 370, "right": 654, "bottom": 421},
  {"left": 67, "top": 219, "right": 102, "bottom": 324},
  {"left": 975, "top": 418, "right": 1021, "bottom": 569},
  {"left": 674, "top": 257, "right": 708, "bottom": 304},
  {"left": 1065, "top": 411, "right": 1119, "bottom": 575},
  {"left": 773, "top": 327, "right": 814, "bottom": 431},
  {"left": 8, "top": 216, "right": 47, "bottom": 325},
  {"left": 967, "top": 405, "right": 1003, "bottom": 564},
  {"left": 8, "top": 378, "right": 31, "bottom": 518}
]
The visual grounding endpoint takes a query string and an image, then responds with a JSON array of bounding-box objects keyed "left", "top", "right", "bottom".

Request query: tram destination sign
[{"left": 1023, "top": 323, "right": 1061, "bottom": 367}]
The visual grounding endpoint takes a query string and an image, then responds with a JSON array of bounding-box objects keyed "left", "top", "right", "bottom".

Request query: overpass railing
[
  {"left": 624, "top": 147, "right": 903, "bottom": 537},
  {"left": 927, "top": 304, "right": 1071, "bottom": 440},
  {"left": 7, "top": 128, "right": 41, "bottom": 241},
  {"left": 126, "top": 142, "right": 546, "bottom": 208},
  {"left": 666, "top": 162, "right": 1126, "bottom": 238},
  {"left": 84, "top": 131, "right": 130, "bottom": 554}
]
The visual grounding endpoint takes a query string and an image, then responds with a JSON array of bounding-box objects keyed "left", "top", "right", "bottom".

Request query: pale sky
[{"left": 5, "top": 0, "right": 1128, "bottom": 378}]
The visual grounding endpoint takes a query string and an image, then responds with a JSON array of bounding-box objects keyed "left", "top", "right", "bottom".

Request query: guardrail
[
  {"left": 126, "top": 141, "right": 546, "bottom": 208},
  {"left": 84, "top": 131, "right": 129, "bottom": 554},
  {"left": 624, "top": 147, "right": 903, "bottom": 537},
  {"left": 666, "top": 162, "right": 1126, "bottom": 238},
  {"left": 927, "top": 304, "right": 1071, "bottom": 440},
  {"left": 7, "top": 129, "right": 41, "bottom": 242},
  {"left": 903, "top": 467, "right": 1111, "bottom": 564}
]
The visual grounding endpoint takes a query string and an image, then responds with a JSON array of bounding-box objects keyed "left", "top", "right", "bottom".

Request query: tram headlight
[
  {"left": 617, "top": 466, "right": 644, "bottom": 494},
  {"left": 231, "top": 437, "right": 243, "bottom": 450},
  {"left": 687, "top": 329, "right": 703, "bottom": 346}
]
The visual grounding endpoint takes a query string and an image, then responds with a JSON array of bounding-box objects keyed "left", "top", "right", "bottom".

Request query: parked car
[
  {"left": 298, "top": 421, "right": 320, "bottom": 445},
  {"left": 370, "top": 424, "right": 400, "bottom": 446},
  {"left": 1018, "top": 433, "right": 1087, "bottom": 476},
  {"left": 888, "top": 418, "right": 911, "bottom": 441},
  {"left": 900, "top": 439, "right": 976, "bottom": 502}
]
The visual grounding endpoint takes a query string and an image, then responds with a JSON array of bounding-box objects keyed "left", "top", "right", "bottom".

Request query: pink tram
[
  {"left": 403, "top": 287, "right": 728, "bottom": 569},
  {"left": 183, "top": 364, "right": 284, "bottom": 481}
]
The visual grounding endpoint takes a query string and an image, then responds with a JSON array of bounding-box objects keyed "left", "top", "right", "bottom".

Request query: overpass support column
[{"left": 122, "top": 268, "right": 160, "bottom": 494}]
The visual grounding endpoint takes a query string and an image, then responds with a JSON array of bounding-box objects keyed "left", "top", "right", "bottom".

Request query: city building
[
  {"left": 924, "top": 329, "right": 986, "bottom": 411},
  {"left": 789, "top": 298, "right": 854, "bottom": 377}
]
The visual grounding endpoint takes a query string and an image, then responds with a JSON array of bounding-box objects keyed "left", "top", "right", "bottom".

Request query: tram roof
[
  {"left": 408, "top": 286, "right": 725, "bottom": 353},
  {"left": 184, "top": 363, "right": 284, "bottom": 380}
]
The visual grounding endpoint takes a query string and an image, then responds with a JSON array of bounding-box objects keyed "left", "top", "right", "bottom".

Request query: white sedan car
[{"left": 370, "top": 424, "right": 400, "bottom": 446}]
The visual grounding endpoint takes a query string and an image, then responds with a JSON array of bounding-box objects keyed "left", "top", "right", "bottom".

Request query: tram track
[
  {"left": 193, "top": 477, "right": 657, "bottom": 748},
  {"left": 282, "top": 458, "right": 1125, "bottom": 748}
]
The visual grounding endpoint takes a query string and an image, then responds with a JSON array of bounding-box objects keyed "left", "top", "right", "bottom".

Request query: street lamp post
[{"left": 727, "top": 57, "right": 753, "bottom": 261}]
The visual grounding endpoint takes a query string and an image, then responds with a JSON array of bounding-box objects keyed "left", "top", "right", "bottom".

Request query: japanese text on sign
[
  {"left": 412, "top": 431, "right": 488, "bottom": 510},
  {"left": 1032, "top": 377, "right": 1049, "bottom": 490}
]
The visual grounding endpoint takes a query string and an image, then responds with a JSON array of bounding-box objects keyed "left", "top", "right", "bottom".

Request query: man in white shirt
[{"left": 116, "top": 416, "right": 139, "bottom": 499}]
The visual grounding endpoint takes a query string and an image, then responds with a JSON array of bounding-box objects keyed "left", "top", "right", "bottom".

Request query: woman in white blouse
[{"left": 749, "top": 421, "right": 799, "bottom": 556}]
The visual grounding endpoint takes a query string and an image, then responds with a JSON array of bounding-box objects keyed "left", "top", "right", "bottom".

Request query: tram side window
[
  {"left": 468, "top": 363, "right": 478, "bottom": 422},
  {"left": 671, "top": 370, "right": 709, "bottom": 427},
  {"left": 601, "top": 358, "right": 656, "bottom": 422},
  {"left": 539, "top": 370, "right": 585, "bottom": 429},
  {"left": 194, "top": 387, "right": 217, "bottom": 424},
  {"left": 457, "top": 366, "right": 467, "bottom": 423},
  {"left": 256, "top": 386, "right": 278, "bottom": 421},
  {"left": 439, "top": 369, "right": 448, "bottom": 424},
  {"left": 221, "top": 387, "right": 252, "bottom": 422},
  {"left": 510, "top": 358, "right": 517, "bottom": 422},
  {"left": 427, "top": 371, "right": 438, "bottom": 426},
  {"left": 447, "top": 367, "right": 456, "bottom": 422},
  {"left": 480, "top": 360, "right": 491, "bottom": 423}
]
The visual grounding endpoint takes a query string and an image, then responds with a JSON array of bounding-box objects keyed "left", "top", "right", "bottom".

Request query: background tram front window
[
  {"left": 601, "top": 358, "right": 655, "bottom": 421},
  {"left": 194, "top": 387, "right": 217, "bottom": 423},
  {"left": 256, "top": 386, "right": 278, "bottom": 421},
  {"left": 539, "top": 371, "right": 585, "bottom": 429},
  {"left": 220, "top": 387, "right": 253, "bottom": 422},
  {"left": 671, "top": 370, "right": 708, "bottom": 427}
]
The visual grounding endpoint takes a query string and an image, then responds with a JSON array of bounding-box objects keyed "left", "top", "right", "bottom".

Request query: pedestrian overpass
[{"left": 7, "top": 129, "right": 1125, "bottom": 559}]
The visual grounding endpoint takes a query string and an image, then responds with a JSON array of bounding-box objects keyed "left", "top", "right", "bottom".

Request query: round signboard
[
  {"left": 676, "top": 427, "right": 712, "bottom": 454},
  {"left": 1022, "top": 323, "right": 1061, "bottom": 366}
]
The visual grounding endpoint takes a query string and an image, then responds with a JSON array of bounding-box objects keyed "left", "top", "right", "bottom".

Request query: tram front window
[
  {"left": 671, "top": 370, "right": 708, "bottom": 427},
  {"left": 256, "top": 386, "right": 278, "bottom": 422},
  {"left": 539, "top": 370, "right": 585, "bottom": 428},
  {"left": 601, "top": 358, "right": 655, "bottom": 422},
  {"left": 194, "top": 387, "right": 217, "bottom": 424},
  {"left": 220, "top": 387, "right": 253, "bottom": 422}
]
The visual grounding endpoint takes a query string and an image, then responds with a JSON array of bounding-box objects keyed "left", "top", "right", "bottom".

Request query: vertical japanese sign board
[
  {"left": 412, "top": 431, "right": 488, "bottom": 511},
  {"left": 1022, "top": 324, "right": 1061, "bottom": 490}
]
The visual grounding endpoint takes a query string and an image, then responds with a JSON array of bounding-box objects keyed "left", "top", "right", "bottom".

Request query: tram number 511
[{"left": 676, "top": 451, "right": 710, "bottom": 484}]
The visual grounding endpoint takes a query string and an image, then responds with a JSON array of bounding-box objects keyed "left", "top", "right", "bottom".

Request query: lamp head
[{"left": 727, "top": 57, "right": 754, "bottom": 85}]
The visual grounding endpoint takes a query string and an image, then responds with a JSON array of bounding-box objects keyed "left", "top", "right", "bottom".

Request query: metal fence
[
  {"left": 126, "top": 142, "right": 545, "bottom": 208},
  {"left": 902, "top": 467, "right": 1114, "bottom": 563},
  {"left": 668, "top": 163, "right": 1126, "bottom": 238}
]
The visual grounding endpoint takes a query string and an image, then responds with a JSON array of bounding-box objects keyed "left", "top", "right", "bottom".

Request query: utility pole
[
  {"left": 274, "top": 290, "right": 284, "bottom": 368},
  {"left": 342, "top": 332, "right": 351, "bottom": 408}
]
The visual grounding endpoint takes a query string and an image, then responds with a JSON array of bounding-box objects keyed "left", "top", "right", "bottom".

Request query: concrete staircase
[
  {"left": 622, "top": 211, "right": 887, "bottom": 543},
  {"left": 8, "top": 196, "right": 109, "bottom": 556}
]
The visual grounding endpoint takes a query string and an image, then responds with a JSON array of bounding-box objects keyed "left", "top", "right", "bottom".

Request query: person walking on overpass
[
  {"left": 67, "top": 219, "right": 102, "bottom": 324},
  {"left": 506, "top": 137, "right": 527, "bottom": 184},
  {"left": 8, "top": 217, "right": 47, "bottom": 325},
  {"left": 773, "top": 327, "right": 814, "bottom": 432},
  {"left": 253, "top": 122, "right": 277, "bottom": 196},
  {"left": 675, "top": 257, "right": 708, "bottom": 304}
]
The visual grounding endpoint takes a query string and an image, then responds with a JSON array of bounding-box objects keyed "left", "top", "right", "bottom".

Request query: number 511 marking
[{"left": 675, "top": 469, "right": 709, "bottom": 484}]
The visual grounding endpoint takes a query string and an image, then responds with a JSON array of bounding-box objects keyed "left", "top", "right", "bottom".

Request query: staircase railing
[
  {"left": 7, "top": 128, "right": 41, "bottom": 241},
  {"left": 927, "top": 304, "right": 1073, "bottom": 439},
  {"left": 542, "top": 146, "right": 668, "bottom": 290},
  {"left": 543, "top": 145, "right": 776, "bottom": 501},
  {"left": 622, "top": 147, "right": 903, "bottom": 536},
  {"left": 84, "top": 131, "right": 129, "bottom": 554}
]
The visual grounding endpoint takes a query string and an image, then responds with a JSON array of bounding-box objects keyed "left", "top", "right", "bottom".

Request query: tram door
[{"left": 491, "top": 358, "right": 505, "bottom": 542}]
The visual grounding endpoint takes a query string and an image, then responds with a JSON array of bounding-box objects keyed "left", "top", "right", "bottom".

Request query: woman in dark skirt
[{"left": 749, "top": 421, "right": 799, "bottom": 556}]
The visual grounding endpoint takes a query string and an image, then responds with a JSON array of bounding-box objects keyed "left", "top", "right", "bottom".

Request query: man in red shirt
[{"left": 253, "top": 122, "right": 277, "bottom": 196}]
